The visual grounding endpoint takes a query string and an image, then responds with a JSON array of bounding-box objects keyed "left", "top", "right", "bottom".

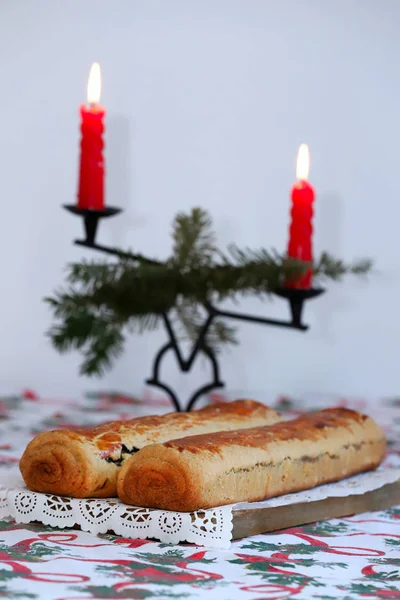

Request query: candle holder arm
[{"left": 64, "top": 205, "right": 162, "bottom": 264}]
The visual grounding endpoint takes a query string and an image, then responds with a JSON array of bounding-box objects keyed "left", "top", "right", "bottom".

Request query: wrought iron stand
[{"left": 65, "top": 205, "right": 324, "bottom": 412}]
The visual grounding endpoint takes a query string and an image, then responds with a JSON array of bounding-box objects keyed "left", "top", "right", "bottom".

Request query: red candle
[
  {"left": 77, "top": 63, "right": 105, "bottom": 210},
  {"left": 287, "top": 144, "right": 315, "bottom": 289}
]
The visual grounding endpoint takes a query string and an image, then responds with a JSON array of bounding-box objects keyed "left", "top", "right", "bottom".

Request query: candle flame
[
  {"left": 296, "top": 143, "right": 310, "bottom": 181},
  {"left": 87, "top": 62, "right": 101, "bottom": 104}
]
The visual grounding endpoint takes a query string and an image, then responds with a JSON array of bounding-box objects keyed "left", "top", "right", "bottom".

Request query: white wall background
[{"left": 0, "top": 0, "right": 399, "bottom": 401}]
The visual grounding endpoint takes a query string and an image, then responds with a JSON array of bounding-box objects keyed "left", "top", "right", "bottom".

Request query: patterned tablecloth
[{"left": 0, "top": 390, "right": 398, "bottom": 600}]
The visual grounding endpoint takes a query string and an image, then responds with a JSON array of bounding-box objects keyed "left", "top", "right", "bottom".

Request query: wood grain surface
[{"left": 231, "top": 479, "right": 400, "bottom": 539}]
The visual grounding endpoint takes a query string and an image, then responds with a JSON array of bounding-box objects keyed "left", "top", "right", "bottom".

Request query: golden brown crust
[
  {"left": 19, "top": 399, "right": 282, "bottom": 498},
  {"left": 164, "top": 408, "right": 370, "bottom": 451},
  {"left": 117, "top": 408, "right": 387, "bottom": 511}
]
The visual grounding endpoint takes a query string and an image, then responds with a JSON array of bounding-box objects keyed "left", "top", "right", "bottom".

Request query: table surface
[{"left": 0, "top": 391, "right": 399, "bottom": 600}]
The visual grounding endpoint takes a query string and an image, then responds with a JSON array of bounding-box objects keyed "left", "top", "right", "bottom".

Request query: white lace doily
[
  {"left": 0, "top": 468, "right": 398, "bottom": 549},
  {"left": 0, "top": 474, "right": 233, "bottom": 549}
]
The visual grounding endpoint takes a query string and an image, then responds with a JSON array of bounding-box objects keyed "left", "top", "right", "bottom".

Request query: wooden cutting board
[
  {"left": 231, "top": 479, "right": 400, "bottom": 539},
  {"left": 36, "top": 479, "right": 400, "bottom": 542}
]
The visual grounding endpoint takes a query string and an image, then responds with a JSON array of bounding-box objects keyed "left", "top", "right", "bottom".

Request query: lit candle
[
  {"left": 77, "top": 62, "right": 105, "bottom": 210},
  {"left": 286, "top": 144, "right": 315, "bottom": 289}
]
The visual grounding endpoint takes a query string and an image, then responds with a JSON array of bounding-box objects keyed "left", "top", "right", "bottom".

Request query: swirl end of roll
[
  {"left": 117, "top": 447, "right": 198, "bottom": 511},
  {"left": 19, "top": 432, "right": 92, "bottom": 497}
]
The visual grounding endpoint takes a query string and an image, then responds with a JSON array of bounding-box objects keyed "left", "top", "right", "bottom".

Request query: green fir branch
[
  {"left": 314, "top": 252, "right": 373, "bottom": 280},
  {"left": 46, "top": 207, "right": 372, "bottom": 376},
  {"left": 171, "top": 207, "right": 217, "bottom": 269}
]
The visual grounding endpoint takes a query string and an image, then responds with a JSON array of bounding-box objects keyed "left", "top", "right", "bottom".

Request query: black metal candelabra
[{"left": 64, "top": 205, "right": 325, "bottom": 412}]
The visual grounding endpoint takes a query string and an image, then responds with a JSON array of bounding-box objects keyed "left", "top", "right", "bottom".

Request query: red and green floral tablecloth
[{"left": 0, "top": 391, "right": 398, "bottom": 599}]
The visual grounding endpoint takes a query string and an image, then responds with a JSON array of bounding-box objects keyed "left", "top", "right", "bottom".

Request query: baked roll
[
  {"left": 117, "top": 407, "right": 386, "bottom": 511},
  {"left": 19, "top": 399, "right": 282, "bottom": 498}
]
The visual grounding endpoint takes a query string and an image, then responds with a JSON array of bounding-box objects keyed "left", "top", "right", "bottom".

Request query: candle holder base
[
  {"left": 143, "top": 290, "right": 325, "bottom": 411},
  {"left": 63, "top": 205, "right": 122, "bottom": 246}
]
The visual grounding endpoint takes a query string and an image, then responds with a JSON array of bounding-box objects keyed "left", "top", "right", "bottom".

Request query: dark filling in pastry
[
  {"left": 226, "top": 440, "right": 380, "bottom": 475},
  {"left": 230, "top": 461, "right": 273, "bottom": 474},
  {"left": 300, "top": 453, "right": 340, "bottom": 462},
  {"left": 105, "top": 444, "right": 139, "bottom": 466}
]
